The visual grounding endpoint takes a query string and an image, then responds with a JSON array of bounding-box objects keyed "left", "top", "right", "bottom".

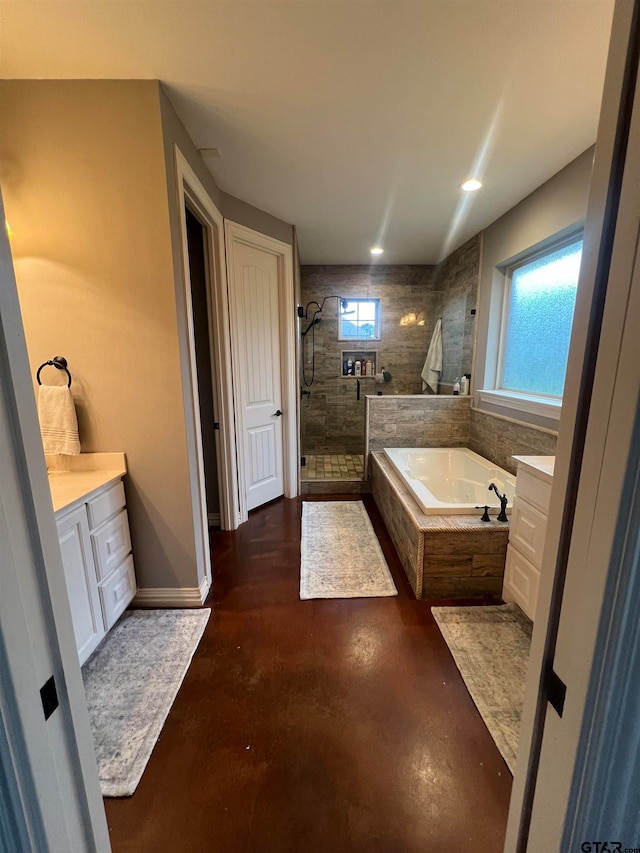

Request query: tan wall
[
  {"left": 221, "top": 191, "right": 294, "bottom": 245},
  {"left": 0, "top": 79, "right": 199, "bottom": 591}
]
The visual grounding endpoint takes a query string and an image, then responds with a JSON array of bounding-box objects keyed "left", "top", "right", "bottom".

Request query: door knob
[{"left": 273, "top": 409, "right": 283, "bottom": 416}]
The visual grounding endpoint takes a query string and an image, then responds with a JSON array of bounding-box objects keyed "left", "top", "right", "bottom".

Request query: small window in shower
[{"left": 338, "top": 298, "right": 381, "bottom": 341}]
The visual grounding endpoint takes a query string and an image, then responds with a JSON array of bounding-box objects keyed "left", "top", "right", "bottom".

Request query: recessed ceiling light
[
  {"left": 460, "top": 178, "right": 483, "bottom": 192},
  {"left": 370, "top": 246, "right": 384, "bottom": 255}
]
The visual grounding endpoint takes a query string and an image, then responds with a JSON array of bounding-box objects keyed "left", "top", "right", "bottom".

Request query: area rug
[
  {"left": 82, "top": 608, "right": 210, "bottom": 796},
  {"left": 431, "top": 603, "right": 532, "bottom": 773},
  {"left": 300, "top": 501, "right": 397, "bottom": 599}
]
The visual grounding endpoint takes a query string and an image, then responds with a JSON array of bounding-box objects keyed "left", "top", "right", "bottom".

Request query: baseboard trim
[
  {"left": 134, "top": 577, "right": 210, "bottom": 608},
  {"left": 208, "top": 512, "right": 221, "bottom": 527}
]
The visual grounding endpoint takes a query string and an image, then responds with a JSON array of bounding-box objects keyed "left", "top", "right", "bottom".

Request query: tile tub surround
[
  {"left": 300, "top": 265, "right": 438, "bottom": 454},
  {"left": 469, "top": 408, "right": 558, "bottom": 476},
  {"left": 371, "top": 452, "right": 508, "bottom": 600},
  {"left": 365, "top": 395, "right": 471, "bottom": 472}
]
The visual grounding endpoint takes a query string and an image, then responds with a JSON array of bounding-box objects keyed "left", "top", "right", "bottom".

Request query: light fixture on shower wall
[
  {"left": 399, "top": 312, "right": 417, "bottom": 326},
  {"left": 299, "top": 295, "right": 354, "bottom": 387},
  {"left": 399, "top": 310, "right": 426, "bottom": 327}
]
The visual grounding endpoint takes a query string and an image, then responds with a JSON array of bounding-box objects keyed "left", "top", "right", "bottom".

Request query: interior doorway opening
[{"left": 184, "top": 204, "right": 221, "bottom": 528}]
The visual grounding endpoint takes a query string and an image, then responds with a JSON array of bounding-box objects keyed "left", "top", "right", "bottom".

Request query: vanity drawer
[
  {"left": 87, "top": 481, "right": 126, "bottom": 529},
  {"left": 99, "top": 554, "right": 136, "bottom": 630},
  {"left": 91, "top": 509, "right": 131, "bottom": 581},
  {"left": 514, "top": 468, "right": 551, "bottom": 514},
  {"left": 509, "top": 497, "right": 548, "bottom": 569}
]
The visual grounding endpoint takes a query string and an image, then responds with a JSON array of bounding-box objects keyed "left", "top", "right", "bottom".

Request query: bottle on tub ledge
[
  {"left": 453, "top": 377, "right": 461, "bottom": 396},
  {"left": 460, "top": 374, "right": 470, "bottom": 395}
]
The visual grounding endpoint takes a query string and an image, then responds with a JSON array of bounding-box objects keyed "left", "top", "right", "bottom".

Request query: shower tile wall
[
  {"left": 300, "top": 265, "right": 437, "bottom": 455},
  {"left": 365, "top": 396, "right": 471, "bottom": 455},
  {"left": 434, "top": 234, "right": 480, "bottom": 391}
]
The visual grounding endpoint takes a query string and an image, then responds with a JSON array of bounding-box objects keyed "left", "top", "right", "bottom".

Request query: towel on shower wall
[
  {"left": 37, "top": 385, "right": 81, "bottom": 455},
  {"left": 421, "top": 318, "right": 442, "bottom": 394}
]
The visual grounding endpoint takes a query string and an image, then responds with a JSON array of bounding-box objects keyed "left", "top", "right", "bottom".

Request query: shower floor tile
[{"left": 301, "top": 454, "right": 364, "bottom": 480}]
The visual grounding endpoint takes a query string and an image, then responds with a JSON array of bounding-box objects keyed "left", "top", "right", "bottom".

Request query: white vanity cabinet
[
  {"left": 53, "top": 469, "right": 136, "bottom": 665},
  {"left": 502, "top": 456, "right": 555, "bottom": 621},
  {"left": 57, "top": 506, "right": 105, "bottom": 664}
]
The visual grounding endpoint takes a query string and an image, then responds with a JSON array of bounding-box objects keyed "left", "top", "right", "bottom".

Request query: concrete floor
[{"left": 105, "top": 495, "right": 512, "bottom": 852}]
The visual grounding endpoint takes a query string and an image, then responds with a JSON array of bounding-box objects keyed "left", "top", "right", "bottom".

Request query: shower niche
[{"left": 341, "top": 350, "right": 378, "bottom": 378}]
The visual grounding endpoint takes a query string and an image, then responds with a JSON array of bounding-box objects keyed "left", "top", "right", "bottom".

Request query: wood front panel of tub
[{"left": 371, "top": 451, "right": 508, "bottom": 599}]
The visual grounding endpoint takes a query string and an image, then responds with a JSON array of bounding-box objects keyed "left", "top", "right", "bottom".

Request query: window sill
[{"left": 476, "top": 389, "right": 561, "bottom": 421}]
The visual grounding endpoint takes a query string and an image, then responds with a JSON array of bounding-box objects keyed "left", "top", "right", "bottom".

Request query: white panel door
[{"left": 231, "top": 241, "right": 284, "bottom": 510}]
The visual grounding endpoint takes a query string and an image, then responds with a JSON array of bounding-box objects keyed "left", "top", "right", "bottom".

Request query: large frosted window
[
  {"left": 501, "top": 238, "right": 582, "bottom": 397},
  {"left": 339, "top": 299, "right": 380, "bottom": 340}
]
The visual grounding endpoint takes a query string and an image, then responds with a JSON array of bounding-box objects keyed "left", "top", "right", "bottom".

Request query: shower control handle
[{"left": 273, "top": 409, "right": 283, "bottom": 417}]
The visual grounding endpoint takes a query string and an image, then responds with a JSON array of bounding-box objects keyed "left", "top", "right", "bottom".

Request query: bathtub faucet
[{"left": 488, "top": 483, "right": 509, "bottom": 522}]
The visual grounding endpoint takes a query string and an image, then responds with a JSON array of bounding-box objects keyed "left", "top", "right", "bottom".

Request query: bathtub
[{"left": 383, "top": 447, "right": 517, "bottom": 515}]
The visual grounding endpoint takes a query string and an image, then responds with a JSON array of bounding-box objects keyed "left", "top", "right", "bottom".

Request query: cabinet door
[
  {"left": 503, "top": 544, "right": 540, "bottom": 621},
  {"left": 57, "top": 507, "right": 104, "bottom": 665}
]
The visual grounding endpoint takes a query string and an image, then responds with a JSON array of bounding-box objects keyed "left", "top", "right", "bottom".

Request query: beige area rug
[
  {"left": 431, "top": 603, "right": 533, "bottom": 773},
  {"left": 300, "top": 501, "right": 397, "bottom": 599},
  {"left": 82, "top": 608, "right": 210, "bottom": 796}
]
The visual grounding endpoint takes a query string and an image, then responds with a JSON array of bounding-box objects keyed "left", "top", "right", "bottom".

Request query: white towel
[
  {"left": 421, "top": 318, "right": 442, "bottom": 393},
  {"left": 37, "top": 385, "right": 81, "bottom": 455}
]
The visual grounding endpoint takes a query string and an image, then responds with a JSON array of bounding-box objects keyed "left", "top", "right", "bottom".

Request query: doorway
[{"left": 184, "top": 204, "right": 221, "bottom": 528}]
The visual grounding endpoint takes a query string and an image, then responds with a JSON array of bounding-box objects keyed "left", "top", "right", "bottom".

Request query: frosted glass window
[
  {"left": 501, "top": 238, "right": 582, "bottom": 397},
  {"left": 339, "top": 299, "right": 380, "bottom": 340}
]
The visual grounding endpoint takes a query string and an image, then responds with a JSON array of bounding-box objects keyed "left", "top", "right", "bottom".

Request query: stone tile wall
[
  {"left": 469, "top": 408, "right": 558, "bottom": 475},
  {"left": 365, "top": 396, "right": 471, "bottom": 458},
  {"left": 300, "top": 237, "right": 481, "bottom": 453},
  {"left": 433, "top": 233, "right": 481, "bottom": 390},
  {"left": 300, "top": 265, "right": 438, "bottom": 454}
]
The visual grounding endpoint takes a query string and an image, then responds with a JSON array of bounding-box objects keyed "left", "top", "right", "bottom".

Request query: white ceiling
[{"left": 0, "top": 1, "right": 614, "bottom": 264}]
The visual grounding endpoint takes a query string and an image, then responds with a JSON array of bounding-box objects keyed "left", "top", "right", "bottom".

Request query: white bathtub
[{"left": 383, "top": 447, "right": 517, "bottom": 515}]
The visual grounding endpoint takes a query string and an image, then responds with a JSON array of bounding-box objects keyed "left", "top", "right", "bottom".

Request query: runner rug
[
  {"left": 300, "top": 501, "right": 397, "bottom": 599},
  {"left": 82, "top": 608, "right": 210, "bottom": 796}
]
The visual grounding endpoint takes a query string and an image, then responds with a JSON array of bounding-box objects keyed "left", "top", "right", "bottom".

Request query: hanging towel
[
  {"left": 37, "top": 385, "right": 81, "bottom": 455},
  {"left": 421, "top": 318, "right": 442, "bottom": 393}
]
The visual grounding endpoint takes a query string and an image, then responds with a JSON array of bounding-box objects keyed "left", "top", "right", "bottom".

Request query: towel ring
[{"left": 36, "top": 356, "right": 72, "bottom": 388}]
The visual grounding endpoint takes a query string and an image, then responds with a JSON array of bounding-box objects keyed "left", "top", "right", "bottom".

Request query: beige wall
[
  {"left": 474, "top": 147, "right": 594, "bottom": 424},
  {"left": 0, "top": 79, "right": 199, "bottom": 591}
]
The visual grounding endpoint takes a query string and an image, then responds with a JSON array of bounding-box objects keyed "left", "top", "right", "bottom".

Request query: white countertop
[
  {"left": 512, "top": 455, "right": 555, "bottom": 484},
  {"left": 47, "top": 452, "right": 127, "bottom": 514}
]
